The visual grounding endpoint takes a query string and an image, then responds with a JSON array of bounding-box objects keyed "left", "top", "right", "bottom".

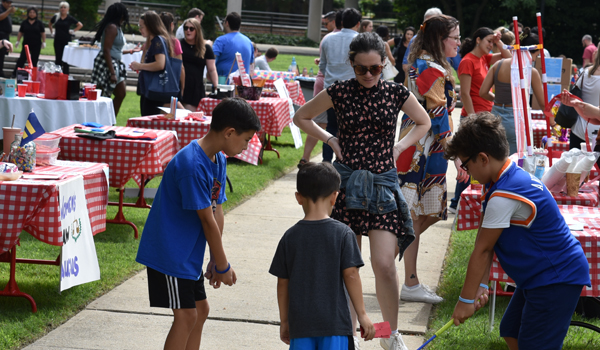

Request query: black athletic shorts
[{"left": 146, "top": 267, "right": 207, "bottom": 309}]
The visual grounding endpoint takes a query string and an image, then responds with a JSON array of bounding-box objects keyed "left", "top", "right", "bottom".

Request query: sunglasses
[
  {"left": 460, "top": 153, "right": 478, "bottom": 172},
  {"left": 352, "top": 64, "right": 384, "bottom": 76},
  {"left": 184, "top": 26, "right": 195, "bottom": 32}
]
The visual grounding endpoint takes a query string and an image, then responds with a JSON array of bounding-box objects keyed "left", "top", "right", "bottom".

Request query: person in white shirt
[
  {"left": 254, "top": 47, "right": 278, "bottom": 71},
  {"left": 176, "top": 8, "right": 203, "bottom": 40}
]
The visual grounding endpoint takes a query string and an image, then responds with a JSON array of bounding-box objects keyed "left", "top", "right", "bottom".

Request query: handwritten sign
[{"left": 235, "top": 52, "right": 252, "bottom": 87}]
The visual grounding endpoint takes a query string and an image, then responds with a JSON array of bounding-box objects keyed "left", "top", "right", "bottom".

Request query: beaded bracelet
[
  {"left": 215, "top": 262, "right": 231, "bottom": 274},
  {"left": 480, "top": 283, "right": 489, "bottom": 290},
  {"left": 458, "top": 296, "right": 475, "bottom": 304}
]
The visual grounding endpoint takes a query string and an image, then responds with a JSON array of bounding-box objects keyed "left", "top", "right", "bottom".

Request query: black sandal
[{"left": 297, "top": 158, "right": 308, "bottom": 169}]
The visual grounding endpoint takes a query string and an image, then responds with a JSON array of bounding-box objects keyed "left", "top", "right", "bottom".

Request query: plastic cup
[
  {"left": 17, "top": 84, "right": 27, "bottom": 97},
  {"left": 2, "top": 127, "right": 21, "bottom": 154},
  {"left": 31, "top": 81, "right": 40, "bottom": 94},
  {"left": 23, "top": 80, "right": 33, "bottom": 93},
  {"left": 88, "top": 90, "right": 98, "bottom": 100},
  {"left": 218, "top": 76, "right": 227, "bottom": 85},
  {"left": 566, "top": 173, "right": 580, "bottom": 196}
]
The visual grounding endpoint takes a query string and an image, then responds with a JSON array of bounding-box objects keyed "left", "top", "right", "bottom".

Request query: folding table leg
[
  {"left": 262, "top": 134, "right": 280, "bottom": 158},
  {"left": 0, "top": 246, "right": 37, "bottom": 313},
  {"left": 108, "top": 187, "right": 139, "bottom": 239}
]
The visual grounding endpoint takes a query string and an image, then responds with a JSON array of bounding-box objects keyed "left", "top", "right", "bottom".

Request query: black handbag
[{"left": 555, "top": 73, "right": 584, "bottom": 128}]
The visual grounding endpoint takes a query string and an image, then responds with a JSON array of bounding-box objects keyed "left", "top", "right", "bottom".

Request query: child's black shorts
[{"left": 146, "top": 267, "right": 207, "bottom": 309}]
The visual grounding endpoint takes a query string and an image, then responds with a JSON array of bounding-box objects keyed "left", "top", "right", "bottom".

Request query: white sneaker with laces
[
  {"left": 353, "top": 335, "right": 361, "bottom": 350},
  {"left": 400, "top": 283, "right": 444, "bottom": 304},
  {"left": 380, "top": 332, "right": 408, "bottom": 350}
]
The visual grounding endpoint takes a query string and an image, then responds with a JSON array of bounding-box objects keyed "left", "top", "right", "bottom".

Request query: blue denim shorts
[
  {"left": 290, "top": 335, "right": 350, "bottom": 350},
  {"left": 491, "top": 105, "right": 517, "bottom": 155},
  {"left": 499, "top": 283, "right": 583, "bottom": 349}
]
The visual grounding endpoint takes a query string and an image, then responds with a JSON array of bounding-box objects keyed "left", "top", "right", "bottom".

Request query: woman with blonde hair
[
  {"left": 130, "top": 11, "right": 175, "bottom": 116},
  {"left": 49, "top": 1, "right": 82, "bottom": 74},
  {"left": 179, "top": 18, "right": 218, "bottom": 111}
]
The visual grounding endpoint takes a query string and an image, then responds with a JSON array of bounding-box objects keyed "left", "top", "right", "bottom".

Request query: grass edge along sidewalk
[
  {"left": 0, "top": 92, "right": 321, "bottom": 350},
  {"left": 424, "top": 227, "right": 600, "bottom": 350}
]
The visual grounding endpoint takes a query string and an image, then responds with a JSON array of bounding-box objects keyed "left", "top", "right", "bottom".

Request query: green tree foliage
[
  {"left": 179, "top": 0, "right": 227, "bottom": 40},
  {"left": 393, "top": 0, "right": 598, "bottom": 65},
  {"left": 70, "top": 0, "right": 104, "bottom": 31}
]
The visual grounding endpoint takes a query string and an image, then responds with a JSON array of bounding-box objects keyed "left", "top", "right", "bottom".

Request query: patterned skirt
[{"left": 91, "top": 53, "right": 126, "bottom": 97}]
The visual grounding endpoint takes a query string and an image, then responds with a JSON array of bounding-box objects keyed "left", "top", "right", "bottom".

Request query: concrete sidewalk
[{"left": 23, "top": 110, "right": 461, "bottom": 350}]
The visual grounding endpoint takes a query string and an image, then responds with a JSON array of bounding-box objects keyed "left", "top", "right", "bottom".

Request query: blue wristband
[
  {"left": 480, "top": 283, "right": 489, "bottom": 290},
  {"left": 458, "top": 296, "right": 475, "bottom": 304},
  {"left": 215, "top": 262, "right": 231, "bottom": 274}
]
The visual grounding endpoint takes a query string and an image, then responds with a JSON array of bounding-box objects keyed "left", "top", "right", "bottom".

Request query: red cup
[
  {"left": 83, "top": 84, "right": 96, "bottom": 98},
  {"left": 88, "top": 89, "right": 98, "bottom": 101},
  {"left": 23, "top": 80, "right": 33, "bottom": 93},
  {"left": 17, "top": 84, "right": 27, "bottom": 97},
  {"left": 30, "top": 81, "right": 40, "bottom": 94}
]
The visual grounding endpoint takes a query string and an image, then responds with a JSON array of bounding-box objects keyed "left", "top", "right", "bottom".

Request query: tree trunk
[{"left": 470, "top": 0, "right": 489, "bottom": 36}]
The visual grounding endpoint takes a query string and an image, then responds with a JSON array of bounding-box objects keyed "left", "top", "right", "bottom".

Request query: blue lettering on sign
[
  {"left": 60, "top": 195, "right": 77, "bottom": 220},
  {"left": 60, "top": 256, "right": 80, "bottom": 280}
]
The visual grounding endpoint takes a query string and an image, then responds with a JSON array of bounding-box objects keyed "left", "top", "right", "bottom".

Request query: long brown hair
[
  {"left": 408, "top": 14, "right": 459, "bottom": 75},
  {"left": 140, "top": 11, "right": 173, "bottom": 58},
  {"left": 183, "top": 18, "right": 206, "bottom": 59},
  {"left": 589, "top": 48, "right": 600, "bottom": 76}
]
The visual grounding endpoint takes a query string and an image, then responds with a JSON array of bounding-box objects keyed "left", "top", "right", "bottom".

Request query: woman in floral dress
[
  {"left": 397, "top": 14, "right": 460, "bottom": 304},
  {"left": 294, "top": 32, "right": 431, "bottom": 350}
]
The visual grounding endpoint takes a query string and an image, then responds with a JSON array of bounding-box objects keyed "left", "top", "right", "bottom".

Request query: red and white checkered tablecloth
[
  {"left": 52, "top": 125, "right": 178, "bottom": 188},
  {"left": 198, "top": 97, "right": 291, "bottom": 137},
  {"left": 456, "top": 183, "right": 600, "bottom": 231},
  {"left": 0, "top": 161, "right": 109, "bottom": 253},
  {"left": 126, "top": 117, "right": 263, "bottom": 165},
  {"left": 490, "top": 205, "right": 600, "bottom": 297},
  {"left": 531, "top": 119, "right": 570, "bottom": 152},
  {"left": 261, "top": 81, "right": 306, "bottom": 106},
  {"left": 531, "top": 110, "right": 545, "bottom": 120}
]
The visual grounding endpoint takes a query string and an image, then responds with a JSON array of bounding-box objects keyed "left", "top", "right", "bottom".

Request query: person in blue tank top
[
  {"left": 444, "top": 112, "right": 590, "bottom": 350},
  {"left": 136, "top": 97, "right": 261, "bottom": 350}
]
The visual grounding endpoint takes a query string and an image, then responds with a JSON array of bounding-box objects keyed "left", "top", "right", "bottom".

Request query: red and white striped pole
[
  {"left": 537, "top": 12, "right": 553, "bottom": 163},
  {"left": 513, "top": 16, "right": 533, "bottom": 156}
]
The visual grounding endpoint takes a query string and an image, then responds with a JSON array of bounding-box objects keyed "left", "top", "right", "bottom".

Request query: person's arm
[
  {"left": 385, "top": 42, "right": 395, "bottom": 66},
  {"left": 561, "top": 89, "right": 600, "bottom": 120},
  {"left": 206, "top": 59, "right": 218, "bottom": 86},
  {"left": 74, "top": 22, "right": 83, "bottom": 32},
  {"left": 180, "top": 64, "right": 185, "bottom": 97},
  {"left": 48, "top": 19, "right": 54, "bottom": 34},
  {"left": 490, "top": 32, "right": 512, "bottom": 65},
  {"left": 0, "top": 5, "right": 15, "bottom": 21},
  {"left": 402, "top": 38, "right": 412, "bottom": 73},
  {"left": 451, "top": 226, "right": 502, "bottom": 325},
  {"left": 277, "top": 278, "right": 290, "bottom": 345},
  {"left": 387, "top": 38, "right": 395, "bottom": 48},
  {"left": 479, "top": 64, "right": 496, "bottom": 102},
  {"left": 1, "top": 39, "right": 13, "bottom": 52},
  {"left": 15, "top": 32, "right": 22, "bottom": 48},
  {"left": 394, "top": 93, "right": 432, "bottom": 159},
  {"left": 197, "top": 205, "right": 236, "bottom": 287},
  {"left": 131, "top": 53, "right": 165, "bottom": 72},
  {"left": 459, "top": 74, "right": 475, "bottom": 115},
  {"left": 41, "top": 32, "right": 46, "bottom": 49},
  {"left": 343, "top": 267, "right": 375, "bottom": 340},
  {"left": 293, "top": 89, "right": 337, "bottom": 155},
  {"left": 102, "top": 24, "right": 118, "bottom": 83}
]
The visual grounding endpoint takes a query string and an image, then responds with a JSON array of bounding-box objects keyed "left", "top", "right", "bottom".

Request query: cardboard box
[{"left": 532, "top": 57, "right": 572, "bottom": 110}]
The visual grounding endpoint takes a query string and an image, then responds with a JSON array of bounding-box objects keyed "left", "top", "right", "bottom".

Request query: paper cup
[
  {"left": 17, "top": 84, "right": 27, "bottom": 97},
  {"left": 566, "top": 173, "right": 580, "bottom": 196},
  {"left": 2, "top": 127, "right": 21, "bottom": 154}
]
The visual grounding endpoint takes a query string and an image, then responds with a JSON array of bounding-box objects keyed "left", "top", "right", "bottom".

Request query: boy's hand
[
  {"left": 204, "top": 260, "right": 220, "bottom": 288},
  {"left": 474, "top": 286, "right": 489, "bottom": 311},
  {"left": 215, "top": 266, "right": 237, "bottom": 286},
  {"left": 280, "top": 321, "right": 290, "bottom": 344},
  {"left": 452, "top": 301, "right": 475, "bottom": 326},
  {"left": 358, "top": 314, "right": 375, "bottom": 341}
]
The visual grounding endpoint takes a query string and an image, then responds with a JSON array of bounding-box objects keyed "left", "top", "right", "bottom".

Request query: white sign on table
[
  {"left": 274, "top": 78, "right": 303, "bottom": 149},
  {"left": 59, "top": 175, "right": 101, "bottom": 292}
]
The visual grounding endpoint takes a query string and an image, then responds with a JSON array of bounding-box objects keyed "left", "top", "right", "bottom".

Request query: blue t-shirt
[
  {"left": 482, "top": 161, "right": 590, "bottom": 290},
  {"left": 136, "top": 141, "right": 227, "bottom": 280},
  {"left": 212, "top": 32, "right": 254, "bottom": 76}
]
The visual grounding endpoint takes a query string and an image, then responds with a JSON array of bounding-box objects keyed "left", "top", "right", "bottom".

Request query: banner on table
[
  {"left": 59, "top": 175, "right": 100, "bottom": 292},
  {"left": 274, "top": 78, "right": 302, "bottom": 149}
]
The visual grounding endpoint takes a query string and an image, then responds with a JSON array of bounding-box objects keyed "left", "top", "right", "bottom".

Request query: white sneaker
[
  {"left": 353, "top": 335, "right": 361, "bottom": 350},
  {"left": 380, "top": 332, "right": 408, "bottom": 350},
  {"left": 448, "top": 206, "right": 457, "bottom": 214},
  {"left": 400, "top": 284, "right": 444, "bottom": 304}
]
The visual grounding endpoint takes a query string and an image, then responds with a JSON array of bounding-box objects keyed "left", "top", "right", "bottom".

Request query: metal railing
[{"left": 242, "top": 10, "right": 309, "bottom": 32}]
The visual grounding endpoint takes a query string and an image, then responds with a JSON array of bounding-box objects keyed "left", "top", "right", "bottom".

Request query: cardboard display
[{"left": 532, "top": 57, "right": 572, "bottom": 110}]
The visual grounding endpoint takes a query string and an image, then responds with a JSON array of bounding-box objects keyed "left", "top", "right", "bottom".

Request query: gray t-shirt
[{"left": 269, "top": 218, "right": 364, "bottom": 339}]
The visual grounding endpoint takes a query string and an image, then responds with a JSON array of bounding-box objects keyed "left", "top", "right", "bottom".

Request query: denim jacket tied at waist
[{"left": 333, "top": 161, "right": 415, "bottom": 260}]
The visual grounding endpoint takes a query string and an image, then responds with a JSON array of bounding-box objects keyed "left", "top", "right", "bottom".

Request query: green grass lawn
[
  {"left": 11, "top": 38, "right": 56, "bottom": 56},
  {"left": 0, "top": 91, "right": 321, "bottom": 350},
  {"left": 268, "top": 53, "right": 320, "bottom": 75},
  {"left": 427, "top": 227, "right": 600, "bottom": 349}
]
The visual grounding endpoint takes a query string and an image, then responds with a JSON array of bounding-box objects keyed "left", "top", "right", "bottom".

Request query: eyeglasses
[
  {"left": 448, "top": 35, "right": 461, "bottom": 42},
  {"left": 460, "top": 153, "right": 478, "bottom": 172},
  {"left": 184, "top": 26, "right": 195, "bottom": 32},
  {"left": 352, "top": 64, "right": 384, "bottom": 76}
]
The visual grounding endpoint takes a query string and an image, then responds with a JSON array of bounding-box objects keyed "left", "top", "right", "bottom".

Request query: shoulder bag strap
[{"left": 156, "top": 35, "right": 171, "bottom": 73}]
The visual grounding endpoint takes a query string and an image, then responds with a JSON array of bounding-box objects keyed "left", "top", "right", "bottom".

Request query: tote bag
[
  {"left": 555, "top": 73, "right": 584, "bottom": 128},
  {"left": 141, "top": 36, "right": 182, "bottom": 103}
]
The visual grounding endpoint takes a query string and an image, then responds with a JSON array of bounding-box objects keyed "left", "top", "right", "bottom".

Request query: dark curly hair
[
  {"left": 348, "top": 32, "right": 386, "bottom": 63},
  {"left": 444, "top": 112, "right": 509, "bottom": 161},
  {"left": 93, "top": 2, "right": 129, "bottom": 45}
]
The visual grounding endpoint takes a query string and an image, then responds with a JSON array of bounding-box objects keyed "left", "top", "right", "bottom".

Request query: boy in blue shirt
[
  {"left": 270, "top": 162, "right": 375, "bottom": 350},
  {"left": 444, "top": 112, "right": 590, "bottom": 350},
  {"left": 136, "top": 97, "right": 261, "bottom": 350}
]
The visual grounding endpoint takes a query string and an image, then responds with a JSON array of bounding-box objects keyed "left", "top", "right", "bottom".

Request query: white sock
[
  {"left": 391, "top": 329, "right": 399, "bottom": 335},
  {"left": 404, "top": 283, "right": 421, "bottom": 290}
]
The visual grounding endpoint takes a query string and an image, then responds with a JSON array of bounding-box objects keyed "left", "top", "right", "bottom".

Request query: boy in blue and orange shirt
[{"left": 444, "top": 112, "right": 590, "bottom": 350}]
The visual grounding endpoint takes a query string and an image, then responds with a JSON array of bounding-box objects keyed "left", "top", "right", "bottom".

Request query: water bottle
[{"left": 288, "top": 57, "right": 298, "bottom": 75}]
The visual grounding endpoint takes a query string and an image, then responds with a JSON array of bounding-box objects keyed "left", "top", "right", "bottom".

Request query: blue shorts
[
  {"left": 499, "top": 283, "right": 583, "bottom": 349},
  {"left": 290, "top": 335, "right": 351, "bottom": 350}
]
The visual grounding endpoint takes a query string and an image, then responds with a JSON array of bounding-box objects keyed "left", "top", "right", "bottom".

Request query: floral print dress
[
  {"left": 327, "top": 78, "right": 410, "bottom": 236},
  {"left": 398, "top": 54, "right": 456, "bottom": 220}
]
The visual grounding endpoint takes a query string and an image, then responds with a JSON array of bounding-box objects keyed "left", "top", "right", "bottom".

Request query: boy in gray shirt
[{"left": 270, "top": 162, "right": 375, "bottom": 349}]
